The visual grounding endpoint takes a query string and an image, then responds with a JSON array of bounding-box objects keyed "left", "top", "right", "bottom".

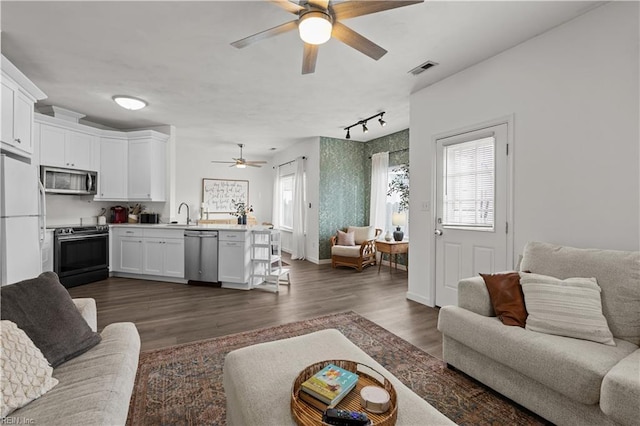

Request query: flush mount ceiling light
[
  {"left": 344, "top": 111, "right": 387, "bottom": 139},
  {"left": 298, "top": 10, "right": 333, "bottom": 45},
  {"left": 112, "top": 96, "right": 147, "bottom": 111}
]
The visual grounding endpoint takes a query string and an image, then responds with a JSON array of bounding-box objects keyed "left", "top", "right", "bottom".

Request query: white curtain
[
  {"left": 272, "top": 168, "right": 281, "bottom": 229},
  {"left": 291, "top": 157, "right": 306, "bottom": 260},
  {"left": 370, "top": 152, "right": 389, "bottom": 231}
]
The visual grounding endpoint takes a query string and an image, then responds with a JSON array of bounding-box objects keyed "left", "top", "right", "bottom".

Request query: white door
[{"left": 435, "top": 123, "right": 509, "bottom": 307}]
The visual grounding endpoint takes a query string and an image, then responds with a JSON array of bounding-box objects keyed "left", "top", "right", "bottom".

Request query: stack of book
[{"left": 299, "top": 363, "right": 359, "bottom": 410}]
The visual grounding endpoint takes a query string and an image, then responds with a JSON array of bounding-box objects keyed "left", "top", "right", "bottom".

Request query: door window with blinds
[{"left": 442, "top": 136, "right": 495, "bottom": 230}]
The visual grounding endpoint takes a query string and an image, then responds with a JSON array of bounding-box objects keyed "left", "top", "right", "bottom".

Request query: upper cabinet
[
  {"left": 97, "top": 136, "right": 128, "bottom": 200},
  {"left": 1, "top": 55, "right": 47, "bottom": 159},
  {"left": 127, "top": 132, "right": 167, "bottom": 202},
  {"left": 38, "top": 121, "right": 96, "bottom": 171}
]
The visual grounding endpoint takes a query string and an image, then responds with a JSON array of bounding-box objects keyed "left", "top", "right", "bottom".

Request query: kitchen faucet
[{"left": 178, "top": 202, "right": 191, "bottom": 225}]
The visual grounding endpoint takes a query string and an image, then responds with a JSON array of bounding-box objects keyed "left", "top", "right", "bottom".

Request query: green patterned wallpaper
[{"left": 318, "top": 129, "right": 409, "bottom": 260}]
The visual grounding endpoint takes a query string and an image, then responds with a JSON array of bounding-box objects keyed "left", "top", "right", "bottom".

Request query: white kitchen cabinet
[
  {"left": 97, "top": 136, "right": 128, "bottom": 200},
  {"left": 1, "top": 56, "right": 46, "bottom": 158},
  {"left": 142, "top": 234, "right": 184, "bottom": 278},
  {"left": 218, "top": 231, "right": 250, "bottom": 288},
  {"left": 119, "top": 238, "right": 144, "bottom": 273},
  {"left": 128, "top": 132, "right": 167, "bottom": 201},
  {"left": 38, "top": 122, "right": 94, "bottom": 171}
]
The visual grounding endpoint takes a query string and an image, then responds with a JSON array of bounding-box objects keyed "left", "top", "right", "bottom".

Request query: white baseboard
[
  {"left": 406, "top": 291, "right": 434, "bottom": 307},
  {"left": 318, "top": 259, "right": 332, "bottom": 265}
]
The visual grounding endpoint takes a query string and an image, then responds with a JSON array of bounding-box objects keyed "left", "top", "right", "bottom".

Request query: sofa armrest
[
  {"left": 458, "top": 276, "right": 495, "bottom": 317},
  {"left": 73, "top": 298, "right": 97, "bottom": 332}
]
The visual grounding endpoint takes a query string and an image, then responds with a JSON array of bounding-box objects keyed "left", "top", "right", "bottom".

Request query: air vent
[{"left": 408, "top": 60, "right": 439, "bottom": 76}]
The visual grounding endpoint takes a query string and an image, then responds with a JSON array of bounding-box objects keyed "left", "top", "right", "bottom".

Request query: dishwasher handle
[{"left": 185, "top": 230, "right": 202, "bottom": 237}]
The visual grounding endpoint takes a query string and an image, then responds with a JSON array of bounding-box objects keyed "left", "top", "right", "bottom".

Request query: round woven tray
[{"left": 291, "top": 360, "right": 398, "bottom": 426}]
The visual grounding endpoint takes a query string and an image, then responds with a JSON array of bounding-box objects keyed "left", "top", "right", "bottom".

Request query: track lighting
[{"left": 343, "top": 112, "right": 387, "bottom": 139}]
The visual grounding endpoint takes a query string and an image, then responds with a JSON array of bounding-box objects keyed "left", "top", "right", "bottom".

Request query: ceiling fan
[
  {"left": 231, "top": 0, "right": 424, "bottom": 74},
  {"left": 211, "top": 144, "right": 267, "bottom": 168}
]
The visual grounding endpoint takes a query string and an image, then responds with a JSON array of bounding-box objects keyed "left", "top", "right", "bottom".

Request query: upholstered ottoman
[{"left": 223, "top": 329, "right": 454, "bottom": 425}]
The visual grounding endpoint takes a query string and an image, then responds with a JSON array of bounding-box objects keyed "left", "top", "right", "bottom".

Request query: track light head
[
  {"left": 362, "top": 122, "right": 368, "bottom": 133},
  {"left": 346, "top": 128, "right": 351, "bottom": 139},
  {"left": 378, "top": 116, "right": 386, "bottom": 127}
]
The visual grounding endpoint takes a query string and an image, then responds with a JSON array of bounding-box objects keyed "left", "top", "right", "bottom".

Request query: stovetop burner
[{"left": 54, "top": 225, "right": 109, "bottom": 235}]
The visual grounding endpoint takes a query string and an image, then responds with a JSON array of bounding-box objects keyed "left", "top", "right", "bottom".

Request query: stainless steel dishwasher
[{"left": 184, "top": 230, "right": 218, "bottom": 282}]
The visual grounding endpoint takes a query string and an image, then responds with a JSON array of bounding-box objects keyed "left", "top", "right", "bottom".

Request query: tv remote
[{"left": 322, "top": 408, "right": 371, "bottom": 426}]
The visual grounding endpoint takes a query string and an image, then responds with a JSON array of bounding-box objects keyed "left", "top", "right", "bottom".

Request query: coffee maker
[{"left": 111, "top": 206, "right": 127, "bottom": 223}]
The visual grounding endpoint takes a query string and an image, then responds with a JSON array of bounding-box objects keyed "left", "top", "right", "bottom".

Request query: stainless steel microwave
[{"left": 40, "top": 166, "right": 97, "bottom": 195}]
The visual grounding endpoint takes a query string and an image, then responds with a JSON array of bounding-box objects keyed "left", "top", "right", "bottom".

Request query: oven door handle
[{"left": 56, "top": 233, "right": 108, "bottom": 242}]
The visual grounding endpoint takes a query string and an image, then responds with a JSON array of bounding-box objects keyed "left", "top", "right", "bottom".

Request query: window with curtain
[
  {"left": 442, "top": 136, "right": 495, "bottom": 230},
  {"left": 280, "top": 174, "right": 294, "bottom": 229},
  {"left": 386, "top": 165, "right": 409, "bottom": 237}
]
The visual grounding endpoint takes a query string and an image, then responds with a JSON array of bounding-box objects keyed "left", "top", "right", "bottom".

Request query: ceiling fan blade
[
  {"left": 211, "top": 161, "right": 235, "bottom": 164},
  {"left": 332, "top": 1, "right": 423, "bottom": 20},
  {"left": 245, "top": 161, "right": 268, "bottom": 164},
  {"left": 231, "top": 20, "right": 298, "bottom": 49},
  {"left": 308, "top": 0, "right": 329, "bottom": 9},
  {"left": 332, "top": 22, "right": 387, "bottom": 60},
  {"left": 246, "top": 163, "right": 262, "bottom": 168},
  {"left": 269, "top": 0, "right": 305, "bottom": 14},
  {"left": 302, "top": 43, "right": 319, "bottom": 74}
]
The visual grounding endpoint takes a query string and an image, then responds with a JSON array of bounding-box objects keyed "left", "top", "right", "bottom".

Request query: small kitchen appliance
[
  {"left": 140, "top": 213, "right": 160, "bottom": 224},
  {"left": 40, "top": 166, "right": 97, "bottom": 195},
  {"left": 111, "top": 206, "right": 127, "bottom": 223}
]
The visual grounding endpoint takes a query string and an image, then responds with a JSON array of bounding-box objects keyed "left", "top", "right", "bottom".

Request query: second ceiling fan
[{"left": 231, "top": 0, "right": 423, "bottom": 74}]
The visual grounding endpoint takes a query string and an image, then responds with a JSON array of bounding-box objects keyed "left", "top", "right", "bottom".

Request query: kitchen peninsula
[{"left": 109, "top": 224, "right": 281, "bottom": 291}]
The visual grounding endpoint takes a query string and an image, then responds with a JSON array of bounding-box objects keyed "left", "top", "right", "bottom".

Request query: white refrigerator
[{"left": 0, "top": 154, "right": 45, "bottom": 285}]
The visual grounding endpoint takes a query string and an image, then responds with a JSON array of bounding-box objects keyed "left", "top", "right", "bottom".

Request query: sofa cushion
[
  {"left": 480, "top": 272, "right": 527, "bottom": 327},
  {"left": 438, "top": 306, "right": 638, "bottom": 404},
  {"left": 331, "top": 245, "right": 361, "bottom": 258},
  {"left": 520, "top": 242, "right": 640, "bottom": 345},
  {"left": 336, "top": 230, "right": 355, "bottom": 246},
  {"left": 347, "top": 226, "right": 375, "bottom": 245},
  {"left": 600, "top": 349, "right": 640, "bottom": 426},
  {"left": 6, "top": 322, "right": 141, "bottom": 425},
  {"left": 521, "top": 273, "right": 615, "bottom": 345},
  {"left": 1, "top": 272, "right": 102, "bottom": 367},
  {"left": 1, "top": 321, "right": 59, "bottom": 417}
]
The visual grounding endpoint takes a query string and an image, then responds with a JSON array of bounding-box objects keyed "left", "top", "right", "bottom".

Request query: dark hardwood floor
[{"left": 68, "top": 255, "right": 443, "bottom": 359}]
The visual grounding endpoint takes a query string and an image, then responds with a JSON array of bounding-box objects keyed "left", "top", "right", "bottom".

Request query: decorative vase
[
  {"left": 241, "top": 214, "right": 247, "bottom": 225},
  {"left": 237, "top": 216, "right": 242, "bottom": 225},
  {"left": 393, "top": 226, "right": 404, "bottom": 242},
  {"left": 384, "top": 230, "right": 392, "bottom": 241}
]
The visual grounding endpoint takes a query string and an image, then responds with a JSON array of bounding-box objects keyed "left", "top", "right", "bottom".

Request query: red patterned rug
[{"left": 127, "top": 311, "right": 548, "bottom": 425}]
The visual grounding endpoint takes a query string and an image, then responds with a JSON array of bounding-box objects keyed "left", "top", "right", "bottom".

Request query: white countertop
[{"left": 108, "top": 223, "right": 272, "bottom": 232}]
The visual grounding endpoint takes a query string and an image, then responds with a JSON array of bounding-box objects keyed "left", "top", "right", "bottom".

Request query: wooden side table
[{"left": 376, "top": 240, "right": 408, "bottom": 273}]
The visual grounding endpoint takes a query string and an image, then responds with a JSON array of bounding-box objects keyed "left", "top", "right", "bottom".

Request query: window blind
[{"left": 443, "top": 137, "right": 495, "bottom": 229}]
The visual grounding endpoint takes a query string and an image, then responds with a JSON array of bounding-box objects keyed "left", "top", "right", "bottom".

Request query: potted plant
[
  {"left": 387, "top": 164, "right": 409, "bottom": 241},
  {"left": 230, "top": 199, "right": 253, "bottom": 225}
]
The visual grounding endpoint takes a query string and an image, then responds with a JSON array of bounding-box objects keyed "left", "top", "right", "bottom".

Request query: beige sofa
[
  {"left": 438, "top": 242, "right": 640, "bottom": 426},
  {"left": 6, "top": 298, "right": 140, "bottom": 425}
]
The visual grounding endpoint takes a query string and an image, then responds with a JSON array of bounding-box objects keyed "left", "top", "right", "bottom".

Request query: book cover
[{"left": 300, "top": 363, "right": 359, "bottom": 405}]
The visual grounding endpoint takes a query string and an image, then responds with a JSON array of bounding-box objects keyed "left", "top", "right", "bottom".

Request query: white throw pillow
[
  {"left": 1, "top": 320, "right": 59, "bottom": 417},
  {"left": 347, "top": 226, "right": 375, "bottom": 245},
  {"left": 520, "top": 273, "right": 615, "bottom": 346}
]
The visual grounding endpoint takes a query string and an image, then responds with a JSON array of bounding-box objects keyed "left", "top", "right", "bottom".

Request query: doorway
[{"left": 434, "top": 122, "right": 512, "bottom": 307}]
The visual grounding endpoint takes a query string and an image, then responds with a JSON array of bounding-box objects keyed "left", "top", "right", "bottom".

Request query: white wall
[
  {"left": 174, "top": 142, "right": 273, "bottom": 224},
  {"left": 408, "top": 3, "right": 639, "bottom": 306},
  {"left": 271, "top": 137, "right": 321, "bottom": 263}
]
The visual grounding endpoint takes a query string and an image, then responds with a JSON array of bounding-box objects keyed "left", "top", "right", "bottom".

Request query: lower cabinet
[
  {"left": 218, "top": 230, "right": 251, "bottom": 289},
  {"left": 111, "top": 227, "right": 184, "bottom": 280}
]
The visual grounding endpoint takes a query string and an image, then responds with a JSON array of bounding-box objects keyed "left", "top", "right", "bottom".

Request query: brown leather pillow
[{"left": 480, "top": 272, "right": 528, "bottom": 327}]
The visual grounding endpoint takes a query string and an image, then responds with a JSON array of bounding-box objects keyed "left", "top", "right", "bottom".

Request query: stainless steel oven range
[{"left": 54, "top": 225, "right": 109, "bottom": 288}]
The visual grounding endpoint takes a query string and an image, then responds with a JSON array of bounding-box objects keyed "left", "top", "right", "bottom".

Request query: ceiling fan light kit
[
  {"left": 344, "top": 111, "right": 387, "bottom": 139},
  {"left": 298, "top": 10, "right": 333, "bottom": 45},
  {"left": 230, "top": 0, "right": 424, "bottom": 74}
]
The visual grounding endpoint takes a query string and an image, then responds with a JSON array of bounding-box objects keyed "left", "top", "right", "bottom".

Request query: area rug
[{"left": 127, "top": 311, "right": 548, "bottom": 426}]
